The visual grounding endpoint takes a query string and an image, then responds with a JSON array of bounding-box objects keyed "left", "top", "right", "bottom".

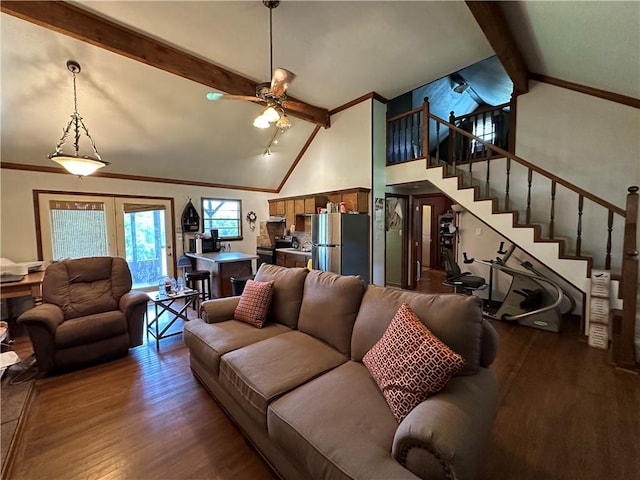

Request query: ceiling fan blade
[
  {"left": 205, "top": 92, "right": 263, "bottom": 103},
  {"left": 270, "top": 68, "right": 296, "bottom": 98}
]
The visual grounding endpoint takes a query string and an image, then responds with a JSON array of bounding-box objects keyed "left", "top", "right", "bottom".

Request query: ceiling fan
[{"left": 205, "top": 1, "right": 294, "bottom": 154}]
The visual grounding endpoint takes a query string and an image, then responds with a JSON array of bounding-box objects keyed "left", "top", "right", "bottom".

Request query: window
[
  {"left": 201, "top": 198, "right": 242, "bottom": 240},
  {"left": 471, "top": 116, "right": 496, "bottom": 154}
]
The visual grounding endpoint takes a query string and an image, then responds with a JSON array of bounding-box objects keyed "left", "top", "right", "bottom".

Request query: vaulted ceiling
[{"left": 1, "top": 1, "right": 638, "bottom": 192}]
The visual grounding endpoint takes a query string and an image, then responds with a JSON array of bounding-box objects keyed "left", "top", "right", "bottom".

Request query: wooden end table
[{"left": 147, "top": 289, "right": 198, "bottom": 350}]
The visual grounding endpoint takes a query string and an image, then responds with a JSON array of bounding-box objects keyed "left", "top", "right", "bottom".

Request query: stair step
[{"left": 422, "top": 165, "right": 591, "bottom": 293}]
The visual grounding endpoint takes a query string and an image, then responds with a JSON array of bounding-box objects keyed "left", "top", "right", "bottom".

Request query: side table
[{"left": 147, "top": 289, "right": 198, "bottom": 350}]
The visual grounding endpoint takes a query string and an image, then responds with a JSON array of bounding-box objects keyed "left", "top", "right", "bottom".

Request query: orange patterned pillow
[
  {"left": 234, "top": 280, "right": 274, "bottom": 328},
  {"left": 363, "top": 303, "right": 466, "bottom": 422}
]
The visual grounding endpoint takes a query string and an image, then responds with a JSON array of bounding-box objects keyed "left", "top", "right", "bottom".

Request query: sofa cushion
[
  {"left": 55, "top": 310, "right": 127, "bottom": 348},
  {"left": 219, "top": 331, "right": 347, "bottom": 426},
  {"left": 363, "top": 303, "right": 465, "bottom": 422},
  {"left": 268, "top": 361, "right": 420, "bottom": 480},
  {"left": 182, "top": 318, "right": 291, "bottom": 377},
  {"left": 298, "top": 270, "right": 366, "bottom": 355},
  {"left": 234, "top": 279, "right": 274, "bottom": 328},
  {"left": 352, "top": 285, "right": 485, "bottom": 375},
  {"left": 254, "top": 264, "right": 307, "bottom": 329}
]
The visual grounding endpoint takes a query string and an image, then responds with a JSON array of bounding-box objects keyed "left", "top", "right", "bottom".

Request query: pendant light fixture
[{"left": 49, "top": 60, "right": 109, "bottom": 177}]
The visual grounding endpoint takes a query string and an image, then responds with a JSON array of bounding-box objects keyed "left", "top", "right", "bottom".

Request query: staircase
[
  {"left": 386, "top": 99, "right": 638, "bottom": 369},
  {"left": 423, "top": 164, "right": 591, "bottom": 292}
]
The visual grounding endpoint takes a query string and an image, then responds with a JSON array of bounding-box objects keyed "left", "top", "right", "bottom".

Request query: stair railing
[{"left": 386, "top": 98, "right": 638, "bottom": 368}]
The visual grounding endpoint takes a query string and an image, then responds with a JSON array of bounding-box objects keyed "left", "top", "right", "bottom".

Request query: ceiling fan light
[
  {"left": 50, "top": 154, "right": 108, "bottom": 176},
  {"left": 206, "top": 92, "right": 224, "bottom": 101},
  {"left": 276, "top": 114, "right": 292, "bottom": 130},
  {"left": 253, "top": 114, "right": 271, "bottom": 129},
  {"left": 262, "top": 106, "right": 281, "bottom": 123}
]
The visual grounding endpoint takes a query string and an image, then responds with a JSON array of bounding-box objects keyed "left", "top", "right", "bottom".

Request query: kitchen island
[{"left": 186, "top": 252, "right": 258, "bottom": 298}]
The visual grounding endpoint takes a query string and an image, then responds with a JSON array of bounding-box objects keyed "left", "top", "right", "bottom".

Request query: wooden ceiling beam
[
  {"left": 465, "top": 1, "right": 529, "bottom": 95},
  {"left": 1, "top": 1, "right": 331, "bottom": 128}
]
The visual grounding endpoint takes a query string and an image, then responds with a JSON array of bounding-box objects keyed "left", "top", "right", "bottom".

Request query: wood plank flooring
[{"left": 5, "top": 291, "right": 640, "bottom": 480}]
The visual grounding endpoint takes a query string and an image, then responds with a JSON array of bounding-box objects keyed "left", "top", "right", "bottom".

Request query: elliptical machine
[{"left": 469, "top": 242, "right": 575, "bottom": 332}]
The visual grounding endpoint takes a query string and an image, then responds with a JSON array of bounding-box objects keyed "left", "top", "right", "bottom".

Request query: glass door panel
[
  {"left": 115, "top": 199, "right": 174, "bottom": 290},
  {"left": 39, "top": 194, "right": 117, "bottom": 261}
]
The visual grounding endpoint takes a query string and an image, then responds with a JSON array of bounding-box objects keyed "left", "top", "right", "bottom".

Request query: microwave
[{"left": 189, "top": 238, "right": 220, "bottom": 253}]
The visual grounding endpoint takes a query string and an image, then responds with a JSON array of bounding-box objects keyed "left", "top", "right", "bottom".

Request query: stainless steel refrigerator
[{"left": 311, "top": 213, "right": 370, "bottom": 284}]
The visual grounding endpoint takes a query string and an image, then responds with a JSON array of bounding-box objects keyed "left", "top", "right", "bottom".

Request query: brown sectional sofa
[{"left": 183, "top": 264, "right": 498, "bottom": 480}]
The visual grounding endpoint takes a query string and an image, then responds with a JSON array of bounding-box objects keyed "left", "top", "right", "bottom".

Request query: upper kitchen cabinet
[
  {"left": 268, "top": 188, "right": 370, "bottom": 232},
  {"left": 285, "top": 200, "right": 296, "bottom": 228},
  {"left": 341, "top": 190, "right": 369, "bottom": 213},
  {"left": 304, "top": 196, "right": 328, "bottom": 214},
  {"left": 269, "top": 200, "right": 285, "bottom": 216}
]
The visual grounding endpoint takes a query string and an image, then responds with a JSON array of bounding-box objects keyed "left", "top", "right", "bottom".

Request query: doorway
[
  {"left": 36, "top": 193, "right": 175, "bottom": 290},
  {"left": 385, "top": 194, "right": 409, "bottom": 289},
  {"left": 411, "top": 194, "right": 452, "bottom": 287}
]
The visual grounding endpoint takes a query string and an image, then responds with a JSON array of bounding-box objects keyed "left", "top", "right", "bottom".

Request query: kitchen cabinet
[
  {"left": 268, "top": 200, "right": 285, "bottom": 216},
  {"left": 304, "top": 195, "right": 328, "bottom": 214},
  {"left": 341, "top": 191, "right": 369, "bottom": 213},
  {"left": 285, "top": 200, "right": 296, "bottom": 228},
  {"left": 276, "top": 250, "right": 311, "bottom": 268},
  {"left": 268, "top": 189, "right": 370, "bottom": 232},
  {"left": 327, "top": 193, "right": 342, "bottom": 205}
]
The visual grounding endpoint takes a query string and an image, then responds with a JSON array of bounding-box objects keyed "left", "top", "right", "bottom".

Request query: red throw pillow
[
  {"left": 363, "top": 303, "right": 466, "bottom": 422},
  {"left": 234, "top": 280, "right": 274, "bottom": 328}
]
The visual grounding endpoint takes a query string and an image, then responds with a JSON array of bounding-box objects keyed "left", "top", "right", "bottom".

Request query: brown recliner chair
[{"left": 18, "top": 256, "right": 149, "bottom": 373}]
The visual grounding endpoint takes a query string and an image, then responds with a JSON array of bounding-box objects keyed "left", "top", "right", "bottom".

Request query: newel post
[
  {"left": 616, "top": 185, "right": 639, "bottom": 369},
  {"left": 422, "top": 97, "right": 430, "bottom": 166}
]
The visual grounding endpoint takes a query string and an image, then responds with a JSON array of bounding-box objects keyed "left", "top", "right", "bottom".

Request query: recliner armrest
[
  {"left": 392, "top": 368, "right": 498, "bottom": 480},
  {"left": 119, "top": 290, "right": 149, "bottom": 318},
  {"left": 17, "top": 304, "right": 65, "bottom": 334},
  {"left": 201, "top": 296, "right": 241, "bottom": 323}
]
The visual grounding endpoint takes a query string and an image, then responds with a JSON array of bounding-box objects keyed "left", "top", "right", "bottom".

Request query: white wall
[
  {"left": 372, "top": 100, "right": 388, "bottom": 286},
  {"left": 0, "top": 169, "right": 272, "bottom": 263},
  {"left": 516, "top": 80, "right": 639, "bottom": 209},
  {"left": 278, "top": 101, "right": 372, "bottom": 197}
]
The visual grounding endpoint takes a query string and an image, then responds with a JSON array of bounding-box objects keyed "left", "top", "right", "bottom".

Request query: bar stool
[{"left": 185, "top": 270, "right": 212, "bottom": 310}]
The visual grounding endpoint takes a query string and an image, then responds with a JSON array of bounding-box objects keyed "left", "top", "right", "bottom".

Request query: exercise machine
[
  {"left": 442, "top": 248, "right": 487, "bottom": 294},
  {"left": 474, "top": 242, "right": 575, "bottom": 332}
]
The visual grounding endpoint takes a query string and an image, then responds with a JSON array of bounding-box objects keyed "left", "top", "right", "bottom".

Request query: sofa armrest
[
  {"left": 17, "top": 304, "right": 65, "bottom": 333},
  {"left": 119, "top": 290, "right": 150, "bottom": 318},
  {"left": 392, "top": 368, "right": 498, "bottom": 480},
  {"left": 200, "top": 296, "right": 241, "bottom": 323}
]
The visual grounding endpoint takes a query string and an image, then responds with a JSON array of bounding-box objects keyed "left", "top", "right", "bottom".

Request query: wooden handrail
[
  {"left": 387, "top": 107, "right": 422, "bottom": 123},
  {"left": 451, "top": 101, "right": 511, "bottom": 124},
  {"left": 426, "top": 113, "right": 627, "bottom": 217}
]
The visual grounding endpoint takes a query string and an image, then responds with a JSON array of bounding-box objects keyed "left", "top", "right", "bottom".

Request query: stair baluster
[
  {"left": 505, "top": 158, "right": 511, "bottom": 210},
  {"left": 550, "top": 180, "right": 556, "bottom": 239},
  {"left": 526, "top": 168, "right": 533, "bottom": 224},
  {"left": 605, "top": 211, "right": 614, "bottom": 270},
  {"left": 576, "top": 194, "right": 584, "bottom": 256}
]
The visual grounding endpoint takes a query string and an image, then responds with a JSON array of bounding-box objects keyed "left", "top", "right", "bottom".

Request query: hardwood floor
[
  {"left": 5, "top": 307, "right": 278, "bottom": 480},
  {"left": 5, "top": 292, "right": 639, "bottom": 480}
]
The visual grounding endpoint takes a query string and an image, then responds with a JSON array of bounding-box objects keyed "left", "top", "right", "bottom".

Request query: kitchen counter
[
  {"left": 186, "top": 252, "right": 258, "bottom": 263},
  {"left": 275, "top": 248, "right": 311, "bottom": 257},
  {"left": 185, "top": 252, "right": 257, "bottom": 297}
]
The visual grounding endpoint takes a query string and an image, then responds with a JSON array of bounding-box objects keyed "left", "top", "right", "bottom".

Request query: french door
[{"left": 38, "top": 193, "right": 175, "bottom": 290}]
